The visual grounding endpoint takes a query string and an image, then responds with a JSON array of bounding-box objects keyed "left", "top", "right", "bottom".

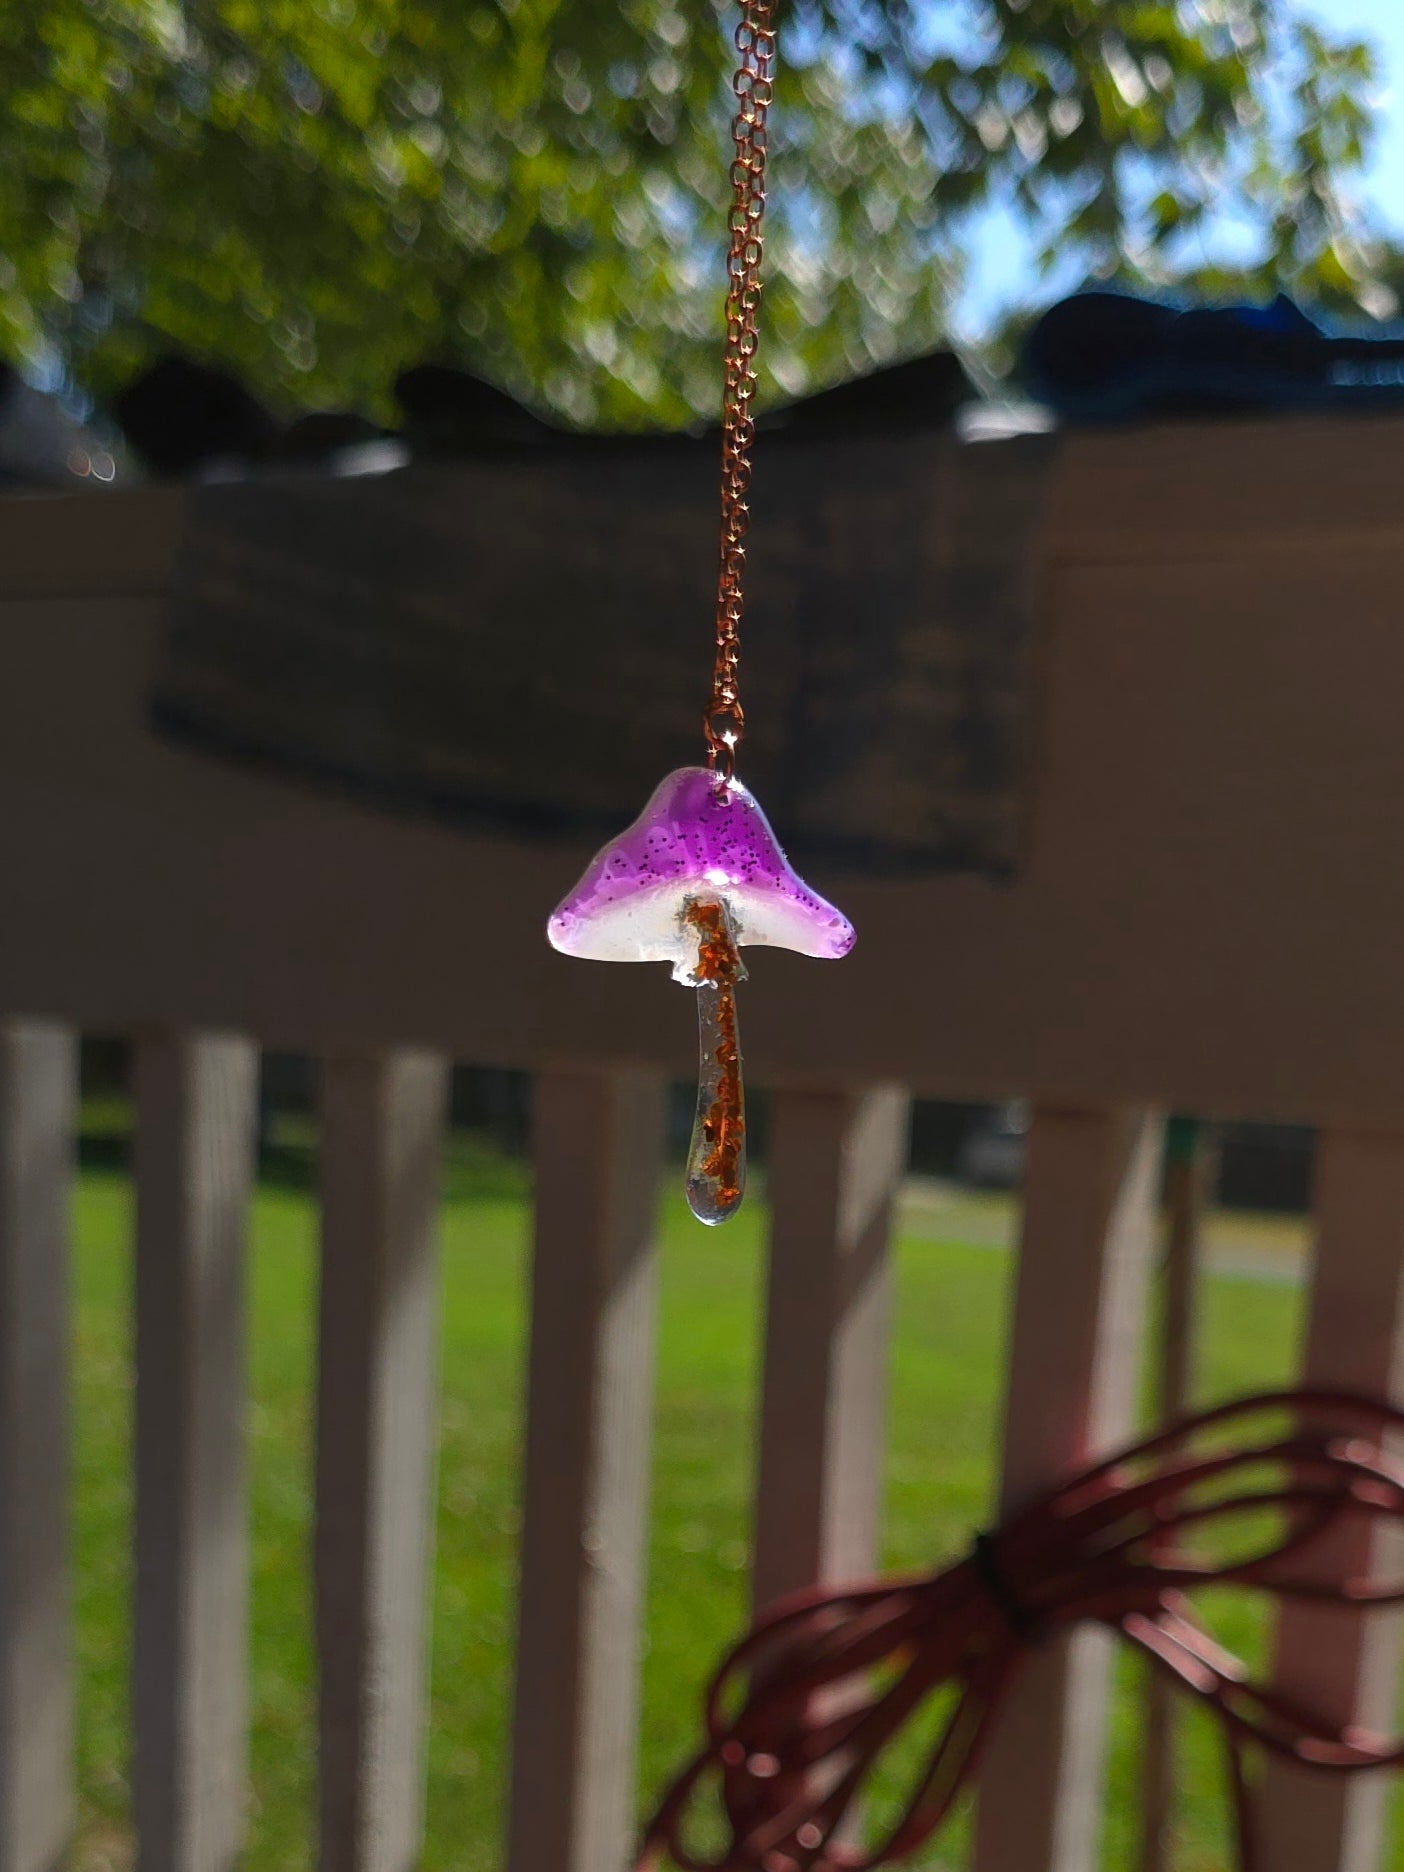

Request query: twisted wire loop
[
  {"left": 637, "top": 1389, "right": 1404, "bottom": 1872},
  {"left": 706, "top": 0, "right": 777, "bottom": 784}
]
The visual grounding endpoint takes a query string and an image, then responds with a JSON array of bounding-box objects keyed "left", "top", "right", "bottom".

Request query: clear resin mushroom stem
[{"left": 683, "top": 899, "right": 748, "bottom": 1225}]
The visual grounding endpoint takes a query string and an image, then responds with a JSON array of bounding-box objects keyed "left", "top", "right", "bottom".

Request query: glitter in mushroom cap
[{"left": 547, "top": 766, "right": 856, "bottom": 982}]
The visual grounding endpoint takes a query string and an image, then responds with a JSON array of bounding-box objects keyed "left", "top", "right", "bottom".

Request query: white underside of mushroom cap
[{"left": 548, "top": 880, "right": 846, "bottom": 981}]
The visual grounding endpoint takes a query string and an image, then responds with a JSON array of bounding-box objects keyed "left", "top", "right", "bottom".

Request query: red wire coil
[{"left": 638, "top": 1389, "right": 1404, "bottom": 1872}]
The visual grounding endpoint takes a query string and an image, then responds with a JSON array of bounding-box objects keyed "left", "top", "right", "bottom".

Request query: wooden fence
[{"left": 2, "top": 413, "right": 1404, "bottom": 1872}]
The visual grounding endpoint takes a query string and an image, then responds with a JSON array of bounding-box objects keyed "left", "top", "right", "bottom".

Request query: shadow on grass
[
  {"left": 77, "top": 1132, "right": 132, "bottom": 1178},
  {"left": 78, "top": 1129, "right": 318, "bottom": 1192},
  {"left": 77, "top": 1118, "right": 530, "bottom": 1206}
]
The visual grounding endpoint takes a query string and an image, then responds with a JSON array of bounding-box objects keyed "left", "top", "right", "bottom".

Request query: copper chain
[{"left": 704, "top": 0, "right": 776, "bottom": 782}]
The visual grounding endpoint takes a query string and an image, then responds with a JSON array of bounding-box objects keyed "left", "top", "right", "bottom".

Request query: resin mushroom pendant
[
  {"left": 547, "top": 7, "right": 847, "bottom": 1223},
  {"left": 548, "top": 767, "right": 855, "bottom": 1224}
]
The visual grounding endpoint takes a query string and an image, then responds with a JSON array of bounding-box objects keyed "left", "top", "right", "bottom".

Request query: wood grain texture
[
  {"left": 316, "top": 1052, "right": 449, "bottom": 1872},
  {"left": 507, "top": 1068, "right": 664, "bottom": 1872},
  {"left": 752, "top": 1087, "right": 910, "bottom": 1611},
  {"left": 134, "top": 1033, "right": 258, "bottom": 1872},
  {"left": 973, "top": 1107, "right": 1163, "bottom": 1872},
  {"left": 0, "top": 1024, "right": 76, "bottom": 1872},
  {"left": 1255, "top": 1129, "right": 1404, "bottom": 1872}
]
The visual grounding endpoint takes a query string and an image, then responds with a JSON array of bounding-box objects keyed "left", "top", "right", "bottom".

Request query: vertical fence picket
[
  {"left": 135, "top": 1033, "right": 259, "bottom": 1872},
  {"left": 1255, "top": 1127, "right": 1404, "bottom": 1872},
  {"left": 1140, "top": 1118, "right": 1217, "bottom": 1872},
  {"left": 316, "top": 1051, "right": 449, "bottom": 1872},
  {"left": 973, "top": 1105, "right": 1163, "bottom": 1872},
  {"left": 507, "top": 1068, "right": 664, "bottom": 1872},
  {"left": 0, "top": 1023, "right": 76, "bottom": 1872},
  {"left": 752, "top": 1086, "right": 910, "bottom": 1611}
]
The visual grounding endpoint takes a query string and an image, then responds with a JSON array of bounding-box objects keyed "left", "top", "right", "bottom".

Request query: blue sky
[
  {"left": 1353, "top": 0, "right": 1404, "bottom": 224},
  {"left": 958, "top": 1, "right": 1404, "bottom": 335}
]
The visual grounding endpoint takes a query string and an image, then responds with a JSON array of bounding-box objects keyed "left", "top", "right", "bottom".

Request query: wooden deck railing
[{"left": 3, "top": 412, "right": 1404, "bottom": 1872}]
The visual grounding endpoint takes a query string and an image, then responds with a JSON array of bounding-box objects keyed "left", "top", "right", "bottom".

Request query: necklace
[{"left": 547, "top": 3, "right": 855, "bottom": 1225}]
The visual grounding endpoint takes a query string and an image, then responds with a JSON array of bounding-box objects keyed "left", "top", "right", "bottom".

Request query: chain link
[{"left": 704, "top": 0, "right": 776, "bottom": 783}]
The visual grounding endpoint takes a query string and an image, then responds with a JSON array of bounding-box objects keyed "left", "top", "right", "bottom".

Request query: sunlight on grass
[{"left": 70, "top": 1136, "right": 1382, "bottom": 1872}]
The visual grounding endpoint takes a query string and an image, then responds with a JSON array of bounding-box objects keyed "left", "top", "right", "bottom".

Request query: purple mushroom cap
[{"left": 547, "top": 766, "right": 856, "bottom": 981}]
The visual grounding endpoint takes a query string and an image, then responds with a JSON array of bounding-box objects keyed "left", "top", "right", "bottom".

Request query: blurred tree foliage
[{"left": 0, "top": 0, "right": 1389, "bottom": 425}]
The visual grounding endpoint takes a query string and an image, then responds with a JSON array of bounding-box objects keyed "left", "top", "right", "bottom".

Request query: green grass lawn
[{"left": 71, "top": 1127, "right": 1399, "bottom": 1871}]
